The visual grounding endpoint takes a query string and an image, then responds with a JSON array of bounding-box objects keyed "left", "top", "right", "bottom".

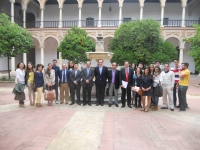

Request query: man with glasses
[{"left": 160, "top": 63, "right": 175, "bottom": 111}]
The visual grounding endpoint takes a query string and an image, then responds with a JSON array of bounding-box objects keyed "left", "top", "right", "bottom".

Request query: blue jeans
[
  {"left": 152, "top": 87, "right": 159, "bottom": 106},
  {"left": 178, "top": 85, "right": 188, "bottom": 110}
]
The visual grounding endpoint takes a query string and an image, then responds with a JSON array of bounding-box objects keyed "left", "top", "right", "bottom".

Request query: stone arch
[
  {"left": 164, "top": 36, "right": 182, "bottom": 47},
  {"left": 88, "top": 35, "right": 97, "bottom": 41},
  {"left": 43, "top": 35, "right": 60, "bottom": 46},
  {"left": 188, "top": 0, "right": 200, "bottom": 16},
  {"left": 103, "top": 37, "right": 112, "bottom": 52}
]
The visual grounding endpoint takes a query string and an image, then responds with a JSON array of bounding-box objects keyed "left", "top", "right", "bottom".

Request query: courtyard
[{"left": 0, "top": 75, "right": 200, "bottom": 150}]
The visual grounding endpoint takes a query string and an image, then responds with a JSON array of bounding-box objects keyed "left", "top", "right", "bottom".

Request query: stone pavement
[{"left": 0, "top": 75, "right": 200, "bottom": 150}]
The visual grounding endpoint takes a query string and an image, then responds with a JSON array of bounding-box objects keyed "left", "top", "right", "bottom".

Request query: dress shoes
[
  {"left": 128, "top": 105, "right": 132, "bottom": 108},
  {"left": 70, "top": 102, "right": 74, "bottom": 105},
  {"left": 121, "top": 105, "right": 125, "bottom": 108},
  {"left": 77, "top": 102, "right": 81, "bottom": 105},
  {"left": 175, "top": 105, "right": 181, "bottom": 108},
  {"left": 170, "top": 108, "right": 174, "bottom": 111},
  {"left": 88, "top": 103, "right": 91, "bottom": 106},
  {"left": 96, "top": 103, "right": 100, "bottom": 106},
  {"left": 179, "top": 108, "right": 186, "bottom": 112},
  {"left": 161, "top": 107, "right": 168, "bottom": 109},
  {"left": 109, "top": 104, "right": 112, "bottom": 107},
  {"left": 83, "top": 103, "right": 87, "bottom": 106},
  {"left": 101, "top": 103, "right": 104, "bottom": 106},
  {"left": 115, "top": 104, "right": 119, "bottom": 107}
]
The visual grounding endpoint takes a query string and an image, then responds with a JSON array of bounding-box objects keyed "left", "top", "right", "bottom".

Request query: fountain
[{"left": 85, "top": 34, "right": 114, "bottom": 61}]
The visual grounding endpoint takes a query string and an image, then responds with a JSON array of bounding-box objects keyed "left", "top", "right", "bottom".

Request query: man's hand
[
  {"left": 86, "top": 80, "right": 89, "bottom": 84},
  {"left": 74, "top": 81, "right": 77, "bottom": 85},
  {"left": 120, "top": 85, "right": 124, "bottom": 88}
]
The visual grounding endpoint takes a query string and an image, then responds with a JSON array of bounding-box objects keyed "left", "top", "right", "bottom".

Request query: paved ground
[{"left": 0, "top": 75, "right": 200, "bottom": 150}]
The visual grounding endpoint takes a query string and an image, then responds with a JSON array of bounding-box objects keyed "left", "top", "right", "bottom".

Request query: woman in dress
[
  {"left": 132, "top": 67, "right": 142, "bottom": 108},
  {"left": 25, "top": 62, "right": 35, "bottom": 106},
  {"left": 152, "top": 66, "right": 162, "bottom": 111},
  {"left": 44, "top": 63, "right": 55, "bottom": 106},
  {"left": 34, "top": 64, "right": 44, "bottom": 107},
  {"left": 149, "top": 64, "right": 155, "bottom": 106},
  {"left": 140, "top": 67, "right": 153, "bottom": 112},
  {"left": 15, "top": 62, "right": 26, "bottom": 108}
]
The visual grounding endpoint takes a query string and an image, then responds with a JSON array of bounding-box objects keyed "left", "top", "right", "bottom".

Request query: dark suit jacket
[
  {"left": 58, "top": 69, "right": 70, "bottom": 86},
  {"left": 119, "top": 67, "right": 133, "bottom": 87},
  {"left": 69, "top": 69, "right": 81, "bottom": 87},
  {"left": 107, "top": 69, "right": 120, "bottom": 89},
  {"left": 81, "top": 68, "right": 94, "bottom": 87},
  {"left": 94, "top": 66, "right": 108, "bottom": 86}
]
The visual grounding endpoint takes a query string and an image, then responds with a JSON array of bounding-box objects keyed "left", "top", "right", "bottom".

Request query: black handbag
[{"left": 154, "top": 81, "right": 163, "bottom": 97}]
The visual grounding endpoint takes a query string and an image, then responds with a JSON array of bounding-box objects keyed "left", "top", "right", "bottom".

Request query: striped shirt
[{"left": 171, "top": 65, "right": 182, "bottom": 83}]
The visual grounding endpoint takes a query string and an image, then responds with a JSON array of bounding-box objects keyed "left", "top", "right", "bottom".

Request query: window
[
  {"left": 86, "top": 17, "right": 94, "bottom": 27},
  {"left": 163, "top": 18, "right": 169, "bottom": 26},
  {"left": 123, "top": 18, "right": 131, "bottom": 23}
]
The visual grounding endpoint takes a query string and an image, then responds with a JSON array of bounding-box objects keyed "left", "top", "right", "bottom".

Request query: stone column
[
  {"left": 179, "top": 48, "right": 184, "bottom": 64},
  {"left": 160, "top": 0, "right": 166, "bottom": 27},
  {"left": 118, "top": 0, "right": 124, "bottom": 26},
  {"left": 11, "top": 57, "right": 15, "bottom": 72},
  {"left": 40, "top": 8, "right": 44, "bottom": 28},
  {"left": 77, "top": 0, "right": 84, "bottom": 27},
  {"left": 23, "top": 9, "right": 26, "bottom": 28},
  {"left": 138, "top": 0, "right": 145, "bottom": 20},
  {"left": 23, "top": 53, "right": 27, "bottom": 65},
  {"left": 181, "top": 0, "right": 187, "bottom": 27},
  {"left": 40, "top": 46, "right": 44, "bottom": 65},
  {"left": 181, "top": 6, "right": 186, "bottom": 27},
  {"left": 97, "top": 0, "right": 103, "bottom": 27},
  {"left": 59, "top": 8, "right": 63, "bottom": 27},
  {"left": 59, "top": 52, "right": 62, "bottom": 68},
  {"left": 10, "top": 0, "right": 15, "bottom": 23}
]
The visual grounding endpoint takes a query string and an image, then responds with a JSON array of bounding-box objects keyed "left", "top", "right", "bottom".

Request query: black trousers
[
  {"left": 173, "top": 83, "right": 178, "bottom": 106},
  {"left": 96, "top": 84, "right": 106, "bottom": 104},
  {"left": 71, "top": 85, "right": 80, "bottom": 103},
  {"left": 121, "top": 87, "right": 131, "bottom": 106},
  {"left": 135, "top": 93, "right": 141, "bottom": 107},
  {"left": 83, "top": 86, "right": 92, "bottom": 104},
  {"left": 53, "top": 82, "right": 59, "bottom": 100}
]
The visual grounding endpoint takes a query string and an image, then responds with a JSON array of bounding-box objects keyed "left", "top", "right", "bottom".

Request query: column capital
[
  {"left": 97, "top": 0, "right": 104, "bottom": 8},
  {"left": 57, "top": 0, "right": 65, "bottom": 9},
  {"left": 37, "top": 0, "right": 47, "bottom": 9},
  {"left": 39, "top": 45, "right": 45, "bottom": 49},
  {"left": 9, "top": 0, "right": 15, "bottom": 3},
  {"left": 21, "top": 0, "right": 31, "bottom": 10},
  {"left": 160, "top": 0, "right": 166, "bottom": 7},
  {"left": 77, "top": 0, "right": 84, "bottom": 8},
  {"left": 181, "top": 0, "right": 187, "bottom": 7},
  {"left": 138, "top": 0, "right": 145, "bottom": 7},
  {"left": 118, "top": 0, "right": 124, "bottom": 7}
]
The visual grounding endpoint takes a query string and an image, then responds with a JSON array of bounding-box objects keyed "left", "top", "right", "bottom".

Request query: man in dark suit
[
  {"left": 107, "top": 62, "right": 120, "bottom": 107},
  {"left": 59, "top": 63, "right": 70, "bottom": 104},
  {"left": 94, "top": 59, "right": 108, "bottom": 106},
  {"left": 120, "top": 61, "right": 133, "bottom": 108},
  {"left": 69, "top": 64, "right": 81, "bottom": 105},
  {"left": 81, "top": 61, "right": 94, "bottom": 106}
]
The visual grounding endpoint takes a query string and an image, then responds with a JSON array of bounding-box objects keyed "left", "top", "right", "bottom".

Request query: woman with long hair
[
  {"left": 25, "top": 62, "right": 35, "bottom": 106},
  {"left": 44, "top": 63, "right": 55, "bottom": 106},
  {"left": 15, "top": 62, "right": 26, "bottom": 108},
  {"left": 140, "top": 67, "right": 153, "bottom": 112},
  {"left": 132, "top": 67, "right": 142, "bottom": 108},
  {"left": 152, "top": 66, "right": 162, "bottom": 111},
  {"left": 68, "top": 61, "right": 74, "bottom": 70},
  {"left": 149, "top": 64, "right": 155, "bottom": 106},
  {"left": 34, "top": 64, "right": 44, "bottom": 107}
]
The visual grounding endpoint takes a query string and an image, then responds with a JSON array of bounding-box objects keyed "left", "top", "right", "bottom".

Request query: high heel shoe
[
  {"left": 140, "top": 108, "right": 145, "bottom": 111},
  {"left": 36, "top": 103, "right": 40, "bottom": 107},
  {"left": 144, "top": 108, "right": 149, "bottom": 112}
]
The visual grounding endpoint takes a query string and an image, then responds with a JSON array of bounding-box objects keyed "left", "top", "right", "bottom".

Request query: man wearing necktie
[
  {"left": 119, "top": 61, "right": 133, "bottom": 108},
  {"left": 107, "top": 62, "right": 120, "bottom": 107},
  {"left": 94, "top": 59, "right": 108, "bottom": 106},
  {"left": 59, "top": 64, "right": 70, "bottom": 104},
  {"left": 69, "top": 64, "right": 82, "bottom": 105},
  {"left": 81, "top": 61, "right": 94, "bottom": 106}
]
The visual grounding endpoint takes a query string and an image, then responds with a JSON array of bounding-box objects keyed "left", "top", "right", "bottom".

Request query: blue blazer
[{"left": 59, "top": 69, "right": 70, "bottom": 86}]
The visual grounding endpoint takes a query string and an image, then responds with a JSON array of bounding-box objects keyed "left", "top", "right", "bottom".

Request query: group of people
[{"left": 14, "top": 59, "right": 190, "bottom": 112}]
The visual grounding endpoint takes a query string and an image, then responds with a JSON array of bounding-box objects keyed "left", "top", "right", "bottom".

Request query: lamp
[{"left": 109, "top": 3, "right": 112, "bottom": 12}]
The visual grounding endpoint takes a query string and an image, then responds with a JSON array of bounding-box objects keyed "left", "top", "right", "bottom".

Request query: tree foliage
[
  {"left": 185, "top": 25, "right": 200, "bottom": 73},
  {"left": 0, "top": 13, "right": 33, "bottom": 78},
  {"left": 109, "top": 19, "right": 177, "bottom": 66},
  {"left": 0, "top": 13, "right": 33, "bottom": 57},
  {"left": 58, "top": 26, "right": 95, "bottom": 64}
]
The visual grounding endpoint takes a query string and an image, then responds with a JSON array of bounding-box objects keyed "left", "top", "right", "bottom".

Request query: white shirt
[
  {"left": 160, "top": 70, "right": 174, "bottom": 87},
  {"left": 15, "top": 68, "right": 25, "bottom": 84}
]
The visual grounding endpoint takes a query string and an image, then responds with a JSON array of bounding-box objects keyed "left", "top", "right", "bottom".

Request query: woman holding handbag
[
  {"left": 152, "top": 66, "right": 162, "bottom": 111},
  {"left": 34, "top": 64, "right": 44, "bottom": 107},
  {"left": 44, "top": 63, "right": 55, "bottom": 106},
  {"left": 25, "top": 62, "right": 35, "bottom": 106},
  {"left": 132, "top": 67, "right": 142, "bottom": 108},
  {"left": 140, "top": 67, "right": 153, "bottom": 112}
]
